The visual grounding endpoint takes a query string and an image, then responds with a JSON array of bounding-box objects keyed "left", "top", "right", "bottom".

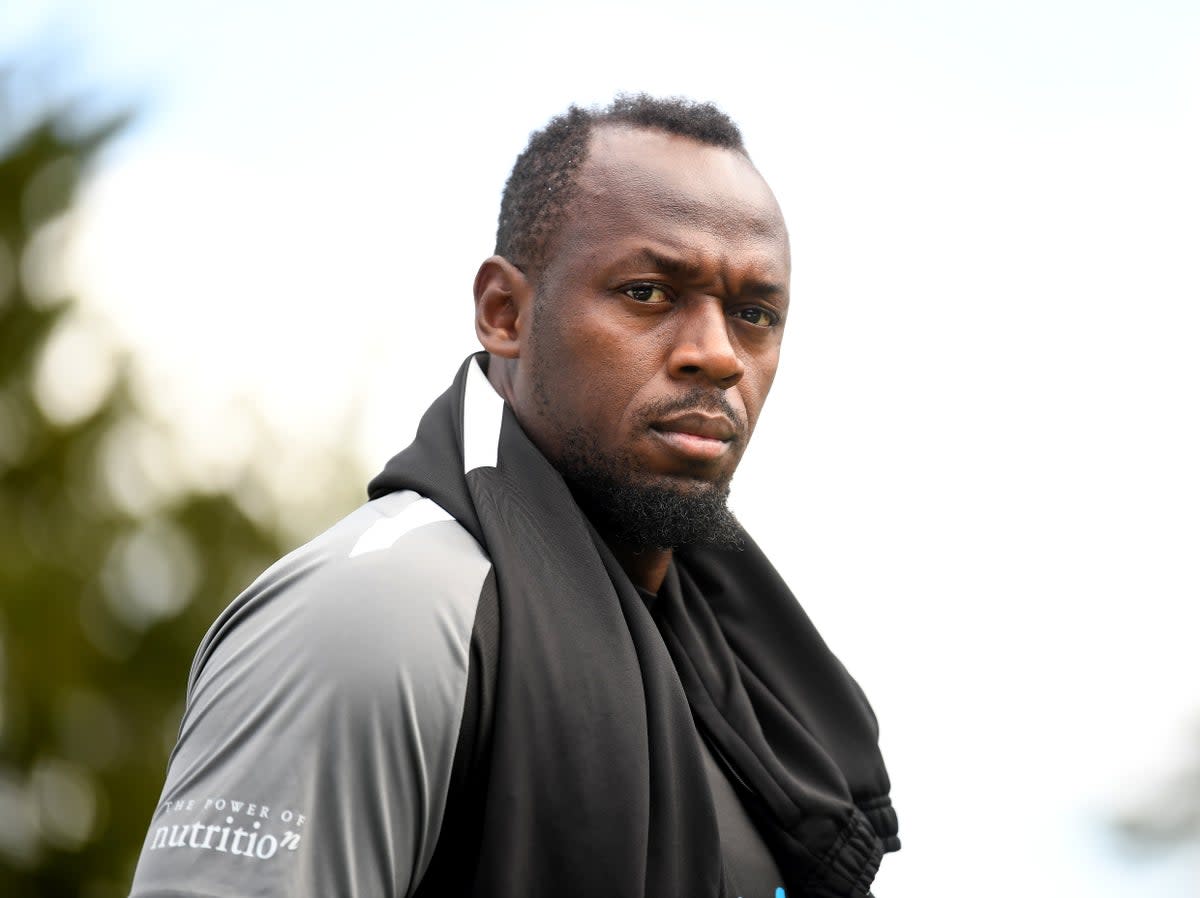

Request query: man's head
[{"left": 475, "top": 95, "right": 790, "bottom": 551}]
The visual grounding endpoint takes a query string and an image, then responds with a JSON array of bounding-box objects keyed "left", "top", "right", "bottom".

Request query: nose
[{"left": 667, "top": 299, "right": 745, "bottom": 388}]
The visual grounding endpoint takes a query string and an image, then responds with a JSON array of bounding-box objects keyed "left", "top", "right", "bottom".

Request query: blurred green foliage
[{"left": 0, "top": 74, "right": 361, "bottom": 896}]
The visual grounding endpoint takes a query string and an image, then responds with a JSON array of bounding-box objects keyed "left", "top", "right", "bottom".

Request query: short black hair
[{"left": 494, "top": 93, "right": 747, "bottom": 275}]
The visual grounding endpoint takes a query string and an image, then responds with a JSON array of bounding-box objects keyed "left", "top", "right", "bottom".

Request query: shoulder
[{"left": 190, "top": 490, "right": 492, "bottom": 695}]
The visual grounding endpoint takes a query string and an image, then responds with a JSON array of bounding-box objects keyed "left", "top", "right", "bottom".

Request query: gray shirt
[{"left": 130, "top": 490, "right": 489, "bottom": 897}]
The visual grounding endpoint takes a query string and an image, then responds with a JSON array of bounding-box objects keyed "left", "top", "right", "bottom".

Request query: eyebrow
[
  {"left": 619, "top": 248, "right": 786, "bottom": 300},
  {"left": 623, "top": 248, "right": 704, "bottom": 280}
]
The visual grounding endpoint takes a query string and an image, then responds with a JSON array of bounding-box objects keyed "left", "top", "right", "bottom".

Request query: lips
[
  {"left": 649, "top": 412, "right": 738, "bottom": 461},
  {"left": 652, "top": 412, "right": 737, "bottom": 441}
]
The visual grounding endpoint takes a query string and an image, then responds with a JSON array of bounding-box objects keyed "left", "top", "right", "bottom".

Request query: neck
[{"left": 609, "top": 540, "right": 672, "bottom": 594}]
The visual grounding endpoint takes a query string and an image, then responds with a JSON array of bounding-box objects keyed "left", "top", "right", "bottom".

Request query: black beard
[{"left": 555, "top": 428, "right": 744, "bottom": 551}]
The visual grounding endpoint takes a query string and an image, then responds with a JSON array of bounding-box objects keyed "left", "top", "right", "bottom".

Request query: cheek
[
  {"left": 563, "top": 318, "right": 663, "bottom": 411},
  {"left": 741, "top": 356, "right": 780, "bottom": 433},
  {"left": 533, "top": 338, "right": 639, "bottom": 436}
]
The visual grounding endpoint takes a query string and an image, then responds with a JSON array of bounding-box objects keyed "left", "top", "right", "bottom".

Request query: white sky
[{"left": 4, "top": 0, "right": 1200, "bottom": 894}]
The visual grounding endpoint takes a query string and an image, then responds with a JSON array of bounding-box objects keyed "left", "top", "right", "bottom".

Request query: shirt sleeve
[{"left": 129, "top": 492, "right": 491, "bottom": 898}]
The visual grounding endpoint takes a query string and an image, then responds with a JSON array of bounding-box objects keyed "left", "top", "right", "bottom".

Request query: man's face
[{"left": 511, "top": 125, "right": 791, "bottom": 547}]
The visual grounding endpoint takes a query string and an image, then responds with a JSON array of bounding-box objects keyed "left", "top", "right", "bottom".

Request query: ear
[{"left": 474, "top": 255, "right": 532, "bottom": 359}]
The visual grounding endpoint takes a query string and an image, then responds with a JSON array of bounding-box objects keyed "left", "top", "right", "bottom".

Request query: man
[{"left": 130, "top": 95, "right": 899, "bottom": 898}]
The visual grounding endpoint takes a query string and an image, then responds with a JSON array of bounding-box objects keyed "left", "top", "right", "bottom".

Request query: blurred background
[{"left": 0, "top": 1, "right": 1197, "bottom": 895}]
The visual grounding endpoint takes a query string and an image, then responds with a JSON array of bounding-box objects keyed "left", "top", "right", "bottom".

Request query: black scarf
[{"left": 368, "top": 355, "right": 899, "bottom": 897}]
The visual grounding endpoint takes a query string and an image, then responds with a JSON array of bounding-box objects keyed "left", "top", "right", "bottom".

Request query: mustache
[{"left": 638, "top": 388, "right": 747, "bottom": 439}]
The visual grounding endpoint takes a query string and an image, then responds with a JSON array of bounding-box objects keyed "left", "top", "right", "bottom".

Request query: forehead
[{"left": 565, "top": 125, "right": 788, "bottom": 249}]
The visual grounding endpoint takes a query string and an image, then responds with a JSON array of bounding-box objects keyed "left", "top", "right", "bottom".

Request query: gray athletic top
[
  {"left": 129, "top": 489, "right": 784, "bottom": 897},
  {"left": 129, "top": 490, "right": 489, "bottom": 897}
]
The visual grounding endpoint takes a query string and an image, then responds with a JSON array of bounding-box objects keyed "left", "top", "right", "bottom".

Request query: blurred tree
[{"left": 0, "top": 73, "right": 363, "bottom": 896}]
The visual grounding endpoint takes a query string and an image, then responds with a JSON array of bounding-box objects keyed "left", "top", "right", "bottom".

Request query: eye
[
  {"left": 732, "top": 307, "right": 779, "bottom": 328},
  {"left": 622, "top": 283, "right": 671, "bottom": 304}
]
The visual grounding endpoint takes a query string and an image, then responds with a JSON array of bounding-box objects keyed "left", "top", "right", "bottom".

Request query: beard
[{"left": 553, "top": 426, "right": 745, "bottom": 551}]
